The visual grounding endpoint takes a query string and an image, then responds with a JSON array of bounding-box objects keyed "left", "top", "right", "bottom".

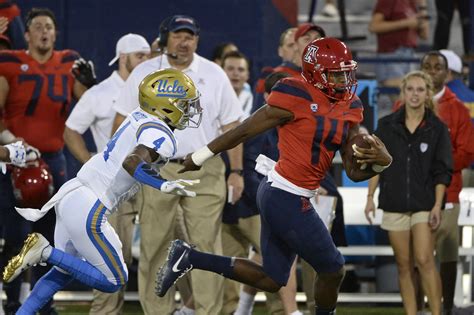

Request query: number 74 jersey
[
  {"left": 267, "top": 77, "right": 363, "bottom": 190},
  {"left": 0, "top": 50, "right": 80, "bottom": 152},
  {"left": 77, "top": 108, "right": 177, "bottom": 210}
]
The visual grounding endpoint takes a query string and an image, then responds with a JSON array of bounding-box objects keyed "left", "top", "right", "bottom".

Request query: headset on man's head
[{"left": 157, "top": 15, "right": 201, "bottom": 49}]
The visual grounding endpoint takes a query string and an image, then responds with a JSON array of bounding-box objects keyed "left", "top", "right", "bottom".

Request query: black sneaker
[{"left": 155, "top": 239, "right": 193, "bottom": 297}]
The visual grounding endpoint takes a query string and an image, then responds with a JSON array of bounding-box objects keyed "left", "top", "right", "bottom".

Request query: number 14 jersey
[
  {"left": 0, "top": 50, "right": 78, "bottom": 152},
  {"left": 267, "top": 77, "right": 363, "bottom": 190}
]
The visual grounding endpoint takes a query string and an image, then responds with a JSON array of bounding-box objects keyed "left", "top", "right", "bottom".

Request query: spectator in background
[
  {"left": 293, "top": 23, "right": 326, "bottom": 64},
  {"left": 366, "top": 70, "right": 452, "bottom": 315},
  {"left": 212, "top": 42, "right": 238, "bottom": 66},
  {"left": 0, "top": 0, "right": 26, "bottom": 48},
  {"left": 253, "top": 27, "right": 299, "bottom": 109},
  {"left": 433, "top": 0, "right": 471, "bottom": 56},
  {"left": 112, "top": 15, "right": 243, "bottom": 315},
  {"left": 222, "top": 51, "right": 253, "bottom": 118},
  {"left": 63, "top": 33, "right": 150, "bottom": 315},
  {"left": 440, "top": 49, "right": 474, "bottom": 111},
  {"left": 393, "top": 52, "right": 474, "bottom": 314},
  {"left": 419, "top": 51, "right": 474, "bottom": 315},
  {"left": 369, "top": 0, "right": 429, "bottom": 88},
  {"left": 321, "top": 0, "right": 339, "bottom": 18},
  {"left": 0, "top": 7, "right": 95, "bottom": 314}
]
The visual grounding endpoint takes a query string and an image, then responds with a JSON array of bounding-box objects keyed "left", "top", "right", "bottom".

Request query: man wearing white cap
[
  {"left": 63, "top": 33, "right": 150, "bottom": 315},
  {"left": 440, "top": 49, "right": 474, "bottom": 113}
]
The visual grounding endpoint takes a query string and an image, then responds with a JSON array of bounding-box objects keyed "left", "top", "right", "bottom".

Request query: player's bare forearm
[
  {"left": 63, "top": 127, "right": 91, "bottom": 164},
  {"left": 222, "top": 121, "right": 244, "bottom": 170},
  {"left": 122, "top": 144, "right": 159, "bottom": 176},
  {"left": 208, "top": 105, "right": 293, "bottom": 154}
]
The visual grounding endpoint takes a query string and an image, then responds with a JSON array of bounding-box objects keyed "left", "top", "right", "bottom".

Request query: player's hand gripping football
[
  {"left": 160, "top": 179, "right": 200, "bottom": 197},
  {"left": 352, "top": 134, "right": 392, "bottom": 168},
  {"left": 72, "top": 58, "right": 97, "bottom": 88}
]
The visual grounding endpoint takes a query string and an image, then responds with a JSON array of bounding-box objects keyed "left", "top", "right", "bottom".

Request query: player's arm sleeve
[
  {"left": 136, "top": 122, "right": 177, "bottom": 159},
  {"left": 347, "top": 96, "right": 364, "bottom": 128},
  {"left": 114, "top": 72, "right": 141, "bottom": 116},
  {"left": 65, "top": 89, "right": 96, "bottom": 134},
  {"left": 266, "top": 78, "right": 311, "bottom": 118}
]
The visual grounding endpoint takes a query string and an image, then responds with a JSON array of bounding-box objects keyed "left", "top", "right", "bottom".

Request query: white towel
[{"left": 15, "top": 178, "right": 82, "bottom": 222}]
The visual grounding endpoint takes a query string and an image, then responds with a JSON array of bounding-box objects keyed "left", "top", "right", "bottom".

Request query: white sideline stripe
[
  {"left": 0, "top": 291, "right": 402, "bottom": 303},
  {"left": 339, "top": 246, "right": 474, "bottom": 256}
]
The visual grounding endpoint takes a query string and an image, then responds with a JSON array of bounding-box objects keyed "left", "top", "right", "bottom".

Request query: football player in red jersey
[
  {"left": 0, "top": 7, "right": 95, "bottom": 314},
  {"left": 156, "top": 38, "right": 393, "bottom": 315}
]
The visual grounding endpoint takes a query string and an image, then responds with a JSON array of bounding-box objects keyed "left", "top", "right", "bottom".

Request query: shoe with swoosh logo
[{"left": 155, "top": 239, "right": 194, "bottom": 297}]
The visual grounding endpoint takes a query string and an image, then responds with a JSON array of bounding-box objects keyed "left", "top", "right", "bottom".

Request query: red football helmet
[
  {"left": 11, "top": 158, "right": 54, "bottom": 208},
  {"left": 301, "top": 37, "right": 358, "bottom": 101}
]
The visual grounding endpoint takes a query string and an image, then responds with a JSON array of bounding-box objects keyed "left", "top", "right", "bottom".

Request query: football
[{"left": 345, "top": 134, "right": 372, "bottom": 170}]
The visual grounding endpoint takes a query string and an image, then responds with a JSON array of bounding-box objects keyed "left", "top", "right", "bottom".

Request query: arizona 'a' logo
[{"left": 303, "top": 45, "right": 319, "bottom": 64}]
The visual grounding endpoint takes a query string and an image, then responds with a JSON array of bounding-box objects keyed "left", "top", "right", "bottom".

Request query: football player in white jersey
[{"left": 2, "top": 68, "right": 202, "bottom": 314}]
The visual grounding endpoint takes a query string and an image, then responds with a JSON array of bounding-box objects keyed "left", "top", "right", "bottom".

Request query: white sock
[
  {"left": 234, "top": 290, "right": 255, "bottom": 315},
  {"left": 41, "top": 245, "right": 52, "bottom": 261},
  {"left": 290, "top": 311, "right": 303, "bottom": 315},
  {"left": 181, "top": 306, "right": 195, "bottom": 315}
]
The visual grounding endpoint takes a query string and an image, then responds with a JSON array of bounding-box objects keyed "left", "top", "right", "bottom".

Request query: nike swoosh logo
[{"left": 172, "top": 251, "right": 186, "bottom": 272}]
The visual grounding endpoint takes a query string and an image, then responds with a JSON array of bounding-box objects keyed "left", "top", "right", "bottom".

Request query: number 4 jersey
[
  {"left": 0, "top": 50, "right": 79, "bottom": 152},
  {"left": 267, "top": 77, "right": 363, "bottom": 190},
  {"left": 77, "top": 108, "right": 177, "bottom": 210}
]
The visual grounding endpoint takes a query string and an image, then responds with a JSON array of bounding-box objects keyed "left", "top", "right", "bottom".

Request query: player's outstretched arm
[
  {"left": 179, "top": 104, "right": 293, "bottom": 173},
  {"left": 123, "top": 144, "right": 199, "bottom": 197},
  {"left": 342, "top": 126, "right": 392, "bottom": 182}
]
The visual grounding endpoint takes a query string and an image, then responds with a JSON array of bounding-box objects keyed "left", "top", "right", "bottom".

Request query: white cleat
[{"left": 2, "top": 233, "right": 49, "bottom": 283}]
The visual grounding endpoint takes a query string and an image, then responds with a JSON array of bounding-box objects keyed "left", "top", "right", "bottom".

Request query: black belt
[{"left": 169, "top": 158, "right": 186, "bottom": 164}]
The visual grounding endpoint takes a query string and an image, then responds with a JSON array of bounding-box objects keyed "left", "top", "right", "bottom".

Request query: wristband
[
  {"left": 0, "top": 129, "right": 16, "bottom": 144},
  {"left": 191, "top": 146, "right": 215, "bottom": 166},
  {"left": 372, "top": 163, "right": 389, "bottom": 173}
]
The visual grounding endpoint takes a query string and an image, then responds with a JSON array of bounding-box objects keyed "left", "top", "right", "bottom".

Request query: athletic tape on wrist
[{"left": 191, "top": 146, "right": 215, "bottom": 166}]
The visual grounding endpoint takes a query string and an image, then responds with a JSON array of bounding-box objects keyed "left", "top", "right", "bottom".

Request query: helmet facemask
[
  {"left": 315, "top": 60, "right": 358, "bottom": 101},
  {"left": 173, "top": 93, "right": 202, "bottom": 130}
]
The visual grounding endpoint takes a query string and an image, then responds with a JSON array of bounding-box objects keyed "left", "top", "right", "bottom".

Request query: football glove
[
  {"left": 25, "top": 145, "right": 41, "bottom": 162},
  {"left": 160, "top": 179, "right": 200, "bottom": 197},
  {"left": 72, "top": 58, "right": 97, "bottom": 88},
  {"left": 1, "top": 141, "right": 26, "bottom": 174}
]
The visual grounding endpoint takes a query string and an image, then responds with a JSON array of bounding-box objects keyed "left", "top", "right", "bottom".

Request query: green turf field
[{"left": 54, "top": 302, "right": 405, "bottom": 314}]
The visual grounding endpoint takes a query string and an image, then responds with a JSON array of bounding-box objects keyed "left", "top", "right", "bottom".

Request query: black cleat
[{"left": 155, "top": 239, "right": 193, "bottom": 297}]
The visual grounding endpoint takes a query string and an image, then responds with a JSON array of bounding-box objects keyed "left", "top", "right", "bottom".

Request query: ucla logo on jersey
[
  {"left": 132, "top": 111, "right": 147, "bottom": 121},
  {"left": 310, "top": 103, "right": 318, "bottom": 112},
  {"left": 303, "top": 45, "right": 319, "bottom": 65},
  {"left": 155, "top": 79, "right": 187, "bottom": 98}
]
